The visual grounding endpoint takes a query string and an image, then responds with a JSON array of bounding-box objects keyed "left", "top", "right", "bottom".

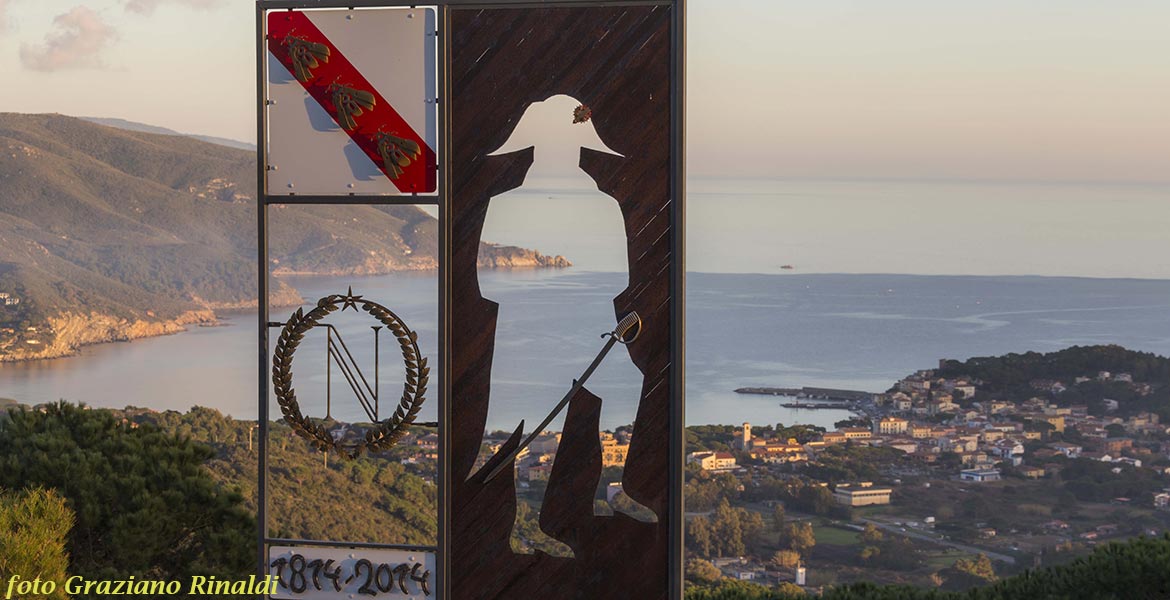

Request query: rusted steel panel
[{"left": 449, "top": 6, "right": 675, "bottom": 599}]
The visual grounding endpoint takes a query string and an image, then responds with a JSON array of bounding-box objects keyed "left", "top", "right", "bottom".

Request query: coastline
[
  {"left": 0, "top": 309, "right": 217, "bottom": 363},
  {"left": 0, "top": 261, "right": 569, "bottom": 364},
  {"left": 0, "top": 285, "right": 306, "bottom": 364}
]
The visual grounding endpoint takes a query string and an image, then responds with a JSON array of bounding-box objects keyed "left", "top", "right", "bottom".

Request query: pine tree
[
  {"left": 0, "top": 487, "right": 72, "bottom": 599},
  {"left": 771, "top": 503, "right": 786, "bottom": 531},
  {"left": 712, "top": 498, "right": 745, "bottom": 557},
  {"left": 782, "top": 521, "right": 816, "bottom": 555},
  {"left": 688, "top": 516, "right": 714, "bottom": 558},
  {"left": 0, "top": 403, "right": 254, "bottom": 594}
]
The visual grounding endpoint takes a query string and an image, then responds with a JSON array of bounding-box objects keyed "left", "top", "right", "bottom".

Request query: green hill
[
  {"left": 0, "top": 113, "right": 565, "bottom": 360},
  {"left": 937, "top": 345, "right": 1170, "bottom": 418}
]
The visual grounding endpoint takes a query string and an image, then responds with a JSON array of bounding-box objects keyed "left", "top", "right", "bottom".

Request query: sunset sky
[{"left": 1, "top": 0, "right": 1167, "bottom": 184}]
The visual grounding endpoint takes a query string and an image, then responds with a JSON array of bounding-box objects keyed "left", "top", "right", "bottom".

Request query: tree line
[{"left": 685, "top": 532, "right": 1170, "bottom": 600}]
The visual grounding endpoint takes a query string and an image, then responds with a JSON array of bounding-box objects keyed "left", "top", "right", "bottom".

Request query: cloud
[
  {"left": 20, "top": 6, "right": 116, "bottom": 71},
  {"left": 124, "top": 0, "right": 220, "bottom": 15}
]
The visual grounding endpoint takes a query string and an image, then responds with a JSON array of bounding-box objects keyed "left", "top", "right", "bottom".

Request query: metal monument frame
[{"left": 255, "top": 0, "right": 685, "bottom": 597}]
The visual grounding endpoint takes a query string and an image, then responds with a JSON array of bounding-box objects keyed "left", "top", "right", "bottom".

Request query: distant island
[{"left": 0, "top": 113, "right": 568, "bottom": 361}]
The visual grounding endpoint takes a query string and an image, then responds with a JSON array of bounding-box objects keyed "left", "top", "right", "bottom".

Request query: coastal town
[
  {"left": 715, "top": 362, "right": 1163, "bottom": 487},
  {"left": 673, "top": 347, "right": 1170, "bottom": 591}
]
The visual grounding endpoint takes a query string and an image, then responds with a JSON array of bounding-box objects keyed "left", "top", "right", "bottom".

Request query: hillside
[
  {"left": 936, "top": 345, "right": 1170, "bottom": 418},
  {"left": 0, "top": 113, "right": 568, "bottom": 361},
  {"left": 80, "top": 116, "right": 257, "bottom": 151},
  {"left": 937, "top": 345, "right": 1170, "bottom": 395}
]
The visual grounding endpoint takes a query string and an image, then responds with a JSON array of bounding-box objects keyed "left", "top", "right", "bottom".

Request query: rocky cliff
[
  {"left": 478, "top": 244, "right": 572, "bottom": 269},
  {"left": 0, "top": 310, "right": 216, "bottom": 362}
]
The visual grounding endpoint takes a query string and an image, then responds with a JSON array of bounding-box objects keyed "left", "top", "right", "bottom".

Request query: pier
[
  {"left": 734, "top": 386, "right": 876, "bottom": 403},
  {"left": 780, "top": 402, "right": 852, "bottom": 410}
]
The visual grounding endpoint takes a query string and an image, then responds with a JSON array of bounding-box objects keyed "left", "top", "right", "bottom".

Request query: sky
[
  {"left": 1, "top": 1, "right": 1168, "bottom": 279},
  {"left": 0, "top": 0, "right": 1168, "bottom": 184}
]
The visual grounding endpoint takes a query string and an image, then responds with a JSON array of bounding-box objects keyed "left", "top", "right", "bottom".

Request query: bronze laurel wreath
[{"left": 272, "top": 293, "right": 428, "bottom": 459}]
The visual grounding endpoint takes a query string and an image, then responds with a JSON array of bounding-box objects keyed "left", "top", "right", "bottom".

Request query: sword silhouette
[{"left": 483, "top": 311, "right": 642, "bottom": 483}]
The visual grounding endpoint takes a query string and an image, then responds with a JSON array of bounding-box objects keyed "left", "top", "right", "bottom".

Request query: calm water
[{"left": 2, "top": 271, "right": 1168, "bottom": 429}]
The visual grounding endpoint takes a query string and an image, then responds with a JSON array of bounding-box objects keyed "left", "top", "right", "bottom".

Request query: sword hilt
[{"left": 608, "top": 311, "right": 642, "bottom": 345}]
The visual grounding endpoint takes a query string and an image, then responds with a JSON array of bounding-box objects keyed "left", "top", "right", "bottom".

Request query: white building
[
  {"left": 876, "top": 417, "right": 909, "bottom": 435},
  {"left": 959, "top": 468, "right": 1002, "bottom": 483},
  {"left": 833, "top": 483, "right": 892, "bottom": 506},
  {"left": 687, "top": 451, "right": 737, "bottom": 472}
]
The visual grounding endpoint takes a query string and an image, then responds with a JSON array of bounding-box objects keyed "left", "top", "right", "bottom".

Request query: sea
[
  {"left": 2, "top": 271, "right": 1169, "bottom": 430},
  {"left": 2, "top": 179, "right": 1169, "bottom": 430}
]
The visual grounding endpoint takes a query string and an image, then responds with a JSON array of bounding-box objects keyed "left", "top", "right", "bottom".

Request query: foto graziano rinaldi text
[{"left": 4, "top": 574, "right": 278, "bottom": 598}]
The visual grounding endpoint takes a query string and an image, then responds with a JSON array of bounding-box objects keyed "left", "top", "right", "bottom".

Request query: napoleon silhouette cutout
[{"left": 475, "top": 96, "right": 655, "bottom": 555}]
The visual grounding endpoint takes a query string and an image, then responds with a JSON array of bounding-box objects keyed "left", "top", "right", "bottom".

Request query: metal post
[
  {"left": 255, "top": 3, "right": 270, "bottom": 596},
  {"left": 668, "top": 1, "right": 687, "bottom": 598},
  {"left": 436, "top": 7, "right": 451, "bottom": 599},
  {"left": 326, "top": 326, "right": 333, "bottom": 419},
  {"left": 372, "top": 326, "right": 382, "bottom": 420}
]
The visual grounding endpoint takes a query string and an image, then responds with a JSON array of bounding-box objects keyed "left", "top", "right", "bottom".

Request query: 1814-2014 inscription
[{"left": 268, "top": 546, "right": 433, "bottom": 599}]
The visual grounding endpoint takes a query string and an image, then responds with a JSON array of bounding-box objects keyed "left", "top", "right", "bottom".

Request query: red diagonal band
[{"left": 268, "top": 10, "right": 436, "bottom": 193}]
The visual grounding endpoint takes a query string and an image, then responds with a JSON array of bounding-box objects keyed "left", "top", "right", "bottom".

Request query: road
[{"left": 858, "top": 517, "right": 1017, "bottom": 565}]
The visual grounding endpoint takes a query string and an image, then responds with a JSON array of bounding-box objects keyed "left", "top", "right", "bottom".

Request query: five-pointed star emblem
[{"left": 340, "top": 286, "right": 363, "bottom": 312}]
